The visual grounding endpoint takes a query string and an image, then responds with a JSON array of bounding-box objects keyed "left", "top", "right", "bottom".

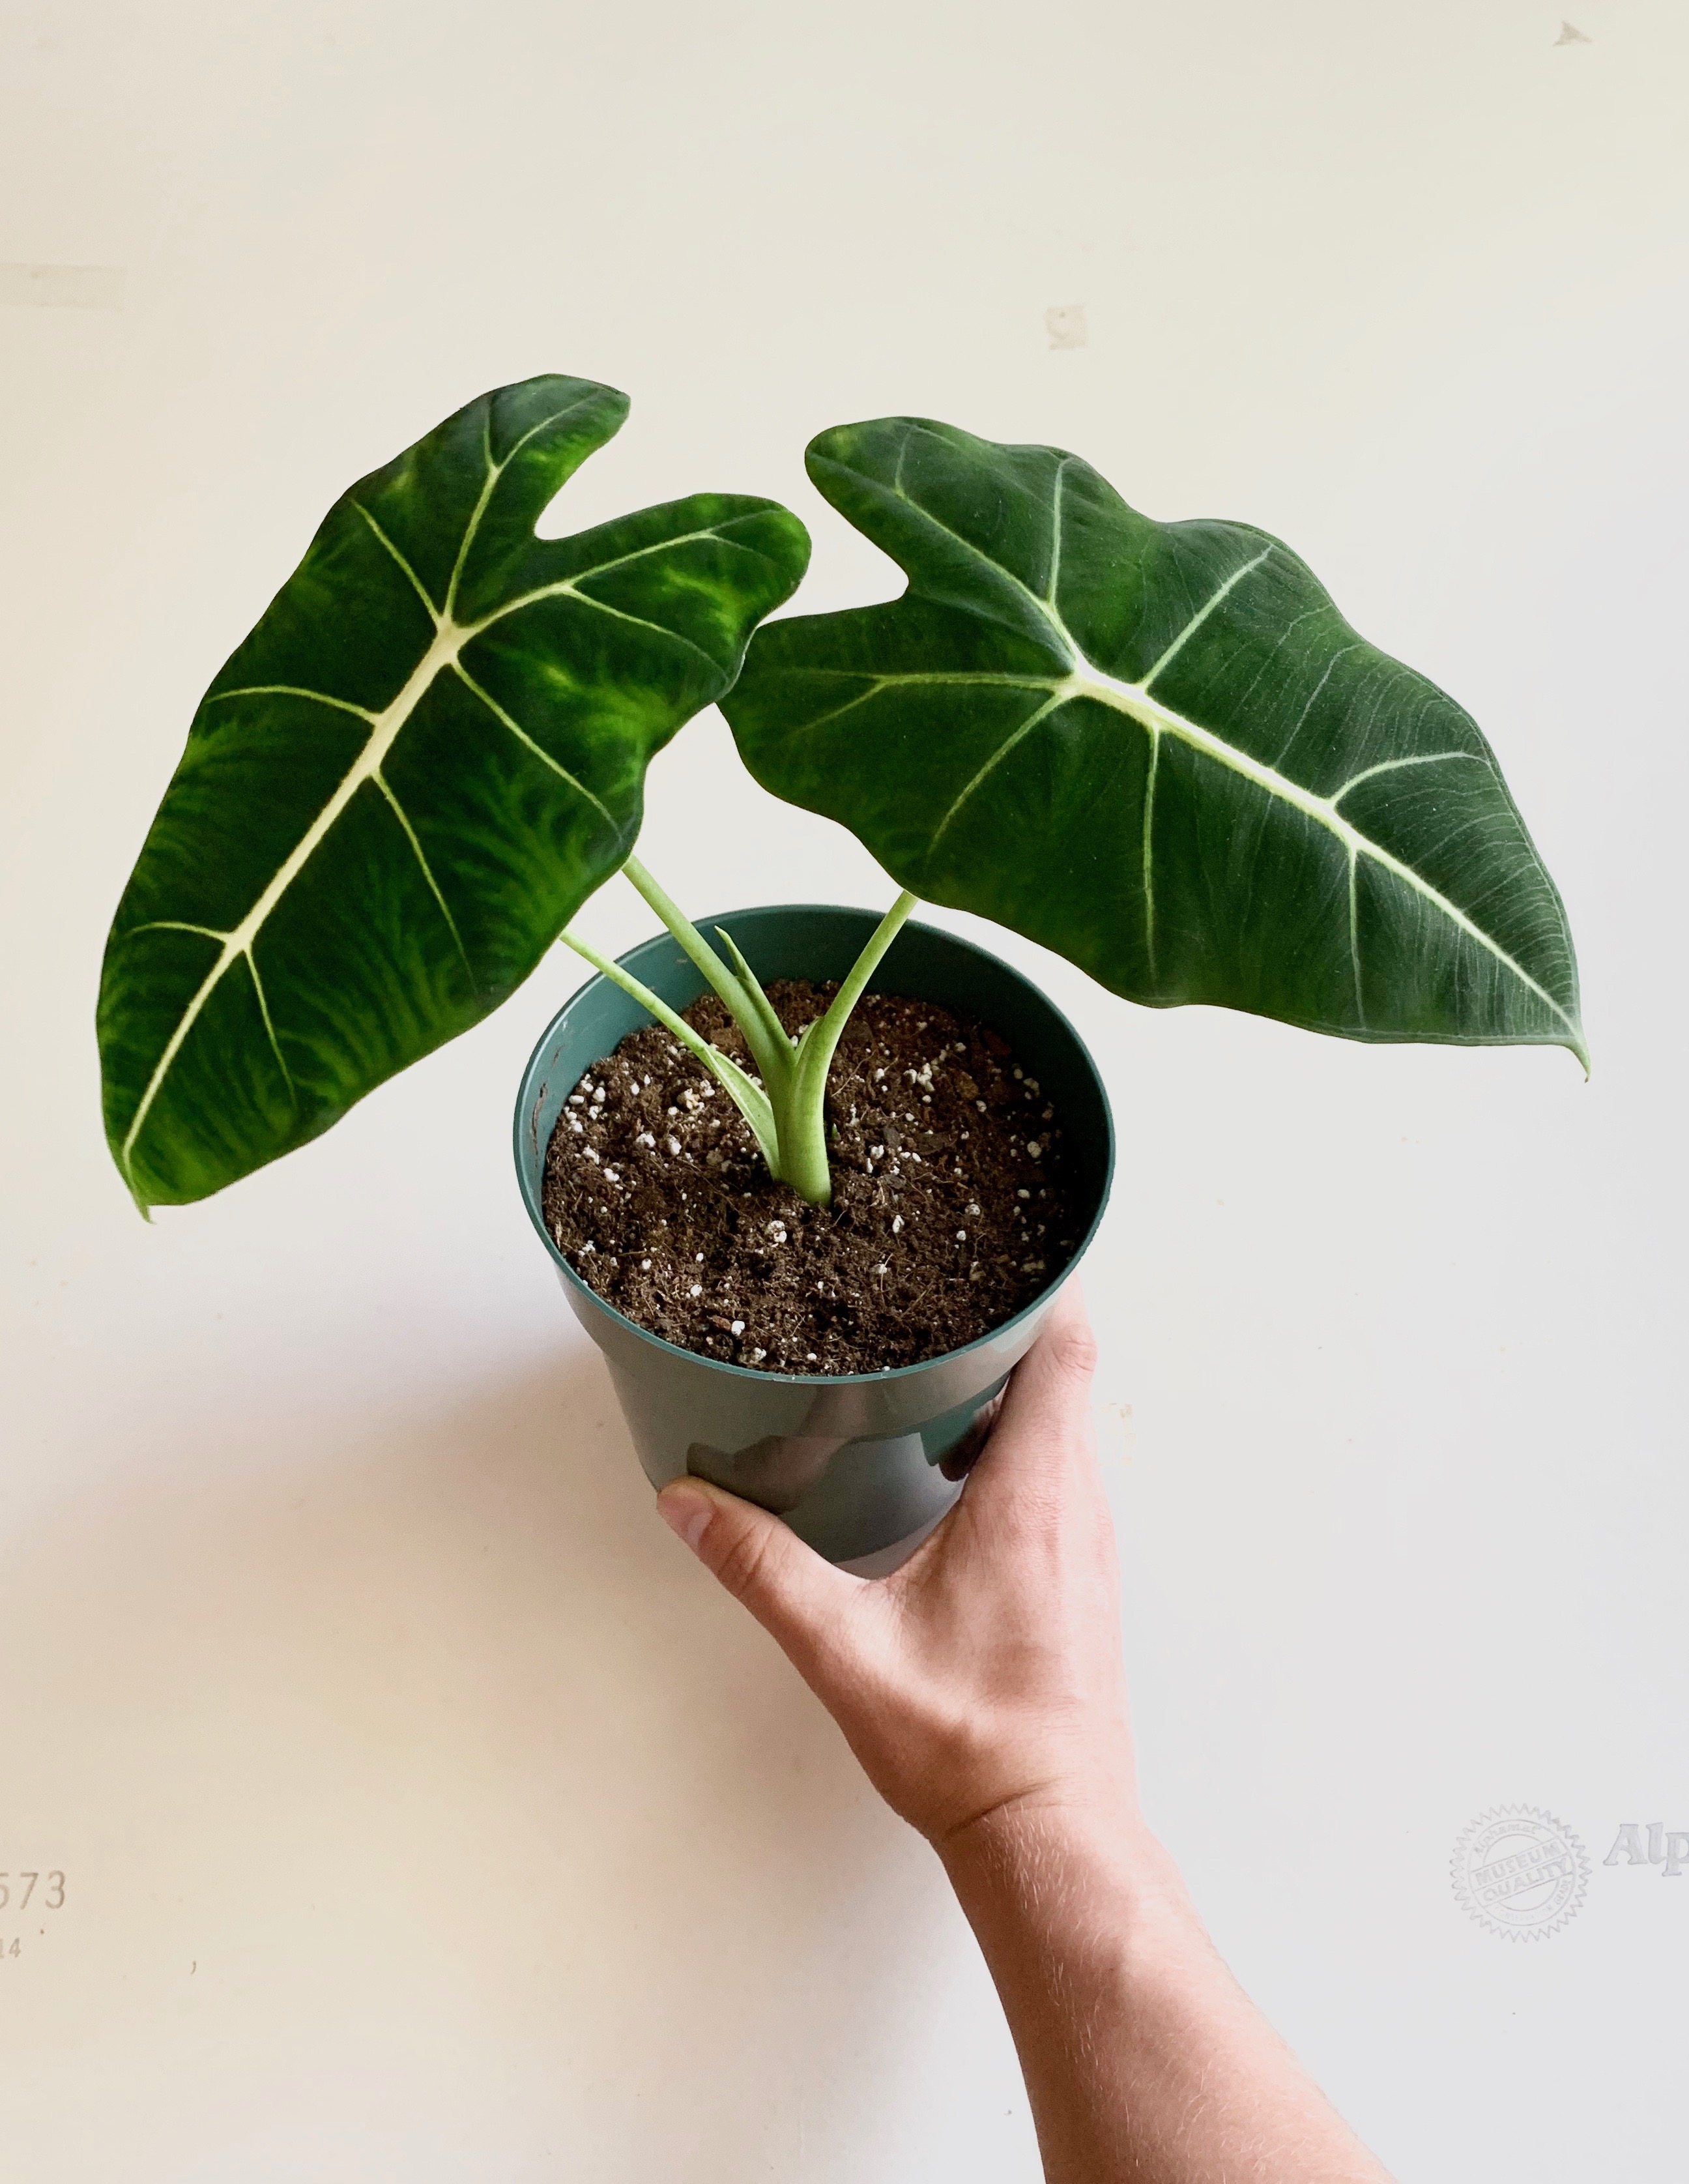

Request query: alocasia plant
[{"left": 98, "top": 375, "right": 1583, "bottom": 1219}]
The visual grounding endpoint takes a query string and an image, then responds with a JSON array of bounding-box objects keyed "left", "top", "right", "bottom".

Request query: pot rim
[{"left": 513, "top": 902, "right": 1116, "bottom": 1388}]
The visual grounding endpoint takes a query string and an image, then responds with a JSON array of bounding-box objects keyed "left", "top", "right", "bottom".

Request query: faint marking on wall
[
  {"left": 0, "top": 263, "right": 126, "bottom": 310},
  {"left": 1553, "top": 20, "right": 1591, "bottom": 43},
  {"left": 1102, "top": 1400, "right": 1134, "bottom": 1463},
  {"left": 1045, "top": 304, "right": 1087, "bottom": 351}
]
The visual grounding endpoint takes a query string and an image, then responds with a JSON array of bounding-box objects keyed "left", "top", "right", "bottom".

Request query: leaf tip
[
  {"left": 108, "top": 1136, "right": 155, "bottom": 1220},
  {"left": 1556, "top": 1003, "right": 1591, "bottom": 1078}
]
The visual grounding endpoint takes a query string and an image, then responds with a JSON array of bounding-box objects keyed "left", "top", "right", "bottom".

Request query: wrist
[
  {"left": 937, "top": 1796, "right": 1391, "bottom": 2184},
  {"left": 938, "top": 1785, "right": 1196, "bottom": 1945}
]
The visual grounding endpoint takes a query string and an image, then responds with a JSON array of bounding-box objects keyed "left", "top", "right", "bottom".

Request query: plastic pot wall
[{"left": 515, "top": 906, "right": 1114, "bottom": 1565}]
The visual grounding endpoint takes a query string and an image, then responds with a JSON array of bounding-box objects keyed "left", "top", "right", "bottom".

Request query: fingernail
[{"left": 657, "top": 1482, "right": 713, "bottom": 1554}]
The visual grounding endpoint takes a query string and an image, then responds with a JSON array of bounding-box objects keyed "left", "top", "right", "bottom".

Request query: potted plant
[{"left": 98, "top": 374, "right": 1583, "bottom": 1565}]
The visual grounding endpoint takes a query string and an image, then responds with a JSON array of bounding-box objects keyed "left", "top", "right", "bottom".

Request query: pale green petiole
[
  {"left": 559, "top": 860, "right": 921, "bottom": 1208},
  {"left": 777, "top": 888, "right": 918, "bottom": 1205},
  {"left": 556, "top": 927, "right": 782, "bottom": 1174},
  {"left": 711, "top": 924, "right": 798, "bottom": 1077},
  {"left": 618, "top": 856, "right": 794, "bottom": 1098}
]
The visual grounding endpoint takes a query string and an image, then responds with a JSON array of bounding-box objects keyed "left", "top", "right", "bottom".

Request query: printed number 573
[{"left": 0, "top": 1876, "right": 65, "bottom": 1910}]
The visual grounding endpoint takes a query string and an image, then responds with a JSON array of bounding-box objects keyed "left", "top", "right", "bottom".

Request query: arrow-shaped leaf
[
  {"left": 99, "top": 375, "right": 811, "bottom": 1209},
  {"left": 723, "top": 416, "right": 1583, "bottom": 1063}
]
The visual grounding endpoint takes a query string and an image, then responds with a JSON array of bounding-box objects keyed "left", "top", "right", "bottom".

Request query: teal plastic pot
[{"left": 514, "top": 906, "right": 1114, "bottom": 1566}]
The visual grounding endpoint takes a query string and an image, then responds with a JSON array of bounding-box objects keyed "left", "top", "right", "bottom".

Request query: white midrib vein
[
  {"left": 878, "top": 475, "right": 1577, "bottom": 1041},
  {"left": 919, "top": 652, "right": 1572, "bottom": 1033},
  {"left": 123, "top": 623, "right": 471, "bottom": 1173},
  {"left": 1074, "top": 667, "right": 1578, "bottom": 1025},
  {"left": 121, "top": 441, "right": 729, "bottom": 1182}
]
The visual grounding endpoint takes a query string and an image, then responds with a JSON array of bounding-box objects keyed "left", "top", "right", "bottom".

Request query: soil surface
[{"left": 541, "top": 981, "right": 1086, "bottom": 1376}]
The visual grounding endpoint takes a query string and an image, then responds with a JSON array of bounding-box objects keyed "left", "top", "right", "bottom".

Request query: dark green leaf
[
  {"left": 100, "top": 375, "right": 810, "bottom": 1208},
  {"left": 723, "top": 416, "right": 1583, "bottom": 1064}
]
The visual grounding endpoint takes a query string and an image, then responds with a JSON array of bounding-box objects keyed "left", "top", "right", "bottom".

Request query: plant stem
[
  {"left": 711, "top": 924, "right": 798, "bottom": 1075},
  {"left": 566, "top": 867, "right": 921, "bottom": 1212},
  {"left": 557, "top": 928, "right": 781, "bottom": 1174},
  {"left": 782, "top": 890, "right": 920, "bottom": 1208},
  {"left": 620, "top": 855, "right": 796, "bottom": 1102}
]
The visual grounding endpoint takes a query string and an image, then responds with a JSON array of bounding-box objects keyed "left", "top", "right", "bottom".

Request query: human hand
[
  {"left": 655, "top": 1283, "right": 1139, "bottom": 1849},
  {"left": 659, "top": 1292, "right": 1397, "bottom": 2184}
]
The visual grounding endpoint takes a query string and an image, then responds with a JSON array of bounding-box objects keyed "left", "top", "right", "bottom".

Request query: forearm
[
  {"left": 940, "top": 1804, "right": 1394, "bottom": 2184},
  {"left": 661, "top": 1302, "right": 1394, "bottom": 2178}
]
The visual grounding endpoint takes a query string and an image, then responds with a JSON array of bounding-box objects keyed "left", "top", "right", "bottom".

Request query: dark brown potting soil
[{"left": 540, "top": 982, "right": 1086, "bottom": 1375}]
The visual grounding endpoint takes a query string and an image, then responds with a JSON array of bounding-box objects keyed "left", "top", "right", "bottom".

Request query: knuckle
[{"left": 1047, "top": 1322, "right": 1098, "bottom": 1383}]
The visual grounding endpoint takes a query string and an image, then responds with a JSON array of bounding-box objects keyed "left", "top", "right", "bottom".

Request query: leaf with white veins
[
  {"left": 99, "top": 375, "right": 811, "bottom": 1208},
  {"left": 723, "top": 416, "right": 1583, "bottom": 1063}
]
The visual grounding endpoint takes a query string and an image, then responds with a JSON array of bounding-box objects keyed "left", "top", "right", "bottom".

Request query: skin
[{"left": 657, "top": 1285, "right": 1396, "bottom": 2184}]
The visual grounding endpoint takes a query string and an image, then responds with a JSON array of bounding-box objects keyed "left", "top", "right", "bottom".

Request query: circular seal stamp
[{"left": 1451, "top": 1805, "right": 1589, "bottom": 1941}]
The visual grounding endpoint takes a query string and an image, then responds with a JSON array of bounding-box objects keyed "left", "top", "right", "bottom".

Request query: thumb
[
  {"left": 966, "top": 1278, "right": 1099, "bottom": 1501},
  {"left": 656, "top": 1476, "right": 859, "bottom": 1673}
]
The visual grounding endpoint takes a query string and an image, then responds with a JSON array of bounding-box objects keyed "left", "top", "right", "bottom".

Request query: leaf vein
[
  {"left": 207, "top": 685, "right": 379, "bottom": 723},
  {"left": 450, "top": 662, "right": 617, "bottom": 829},
  {"left": 373, "top": 770, "right": 474, "bottom": 983},
  {"left": 351, "top": 502, "right": 443, "bottom": 624},
  {"left": 927, "top": 690, "right": 1071, "bottom": 857}
]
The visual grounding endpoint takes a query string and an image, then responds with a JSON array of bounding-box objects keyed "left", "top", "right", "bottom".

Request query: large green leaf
[
  {"left": 100, "top": 375, "right": 810, "bottom": 1208},
  {"left": 723, "top": 416, "right": 1584, "bottom": 1064}
]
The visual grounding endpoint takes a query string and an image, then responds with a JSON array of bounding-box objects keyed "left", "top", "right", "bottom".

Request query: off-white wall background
[{"left": 2, "top": 1, "right": 1684, "bottom": 2176}]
